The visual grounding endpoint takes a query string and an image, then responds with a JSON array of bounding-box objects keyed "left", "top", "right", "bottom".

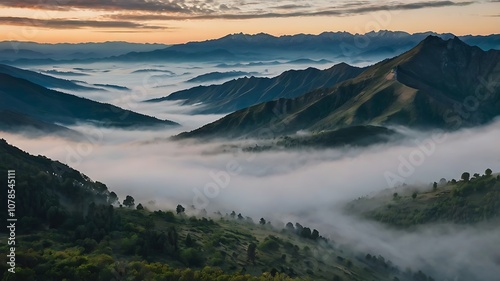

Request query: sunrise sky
[{"left": 0, "top": 0, "right": 499, "bottom": 44}]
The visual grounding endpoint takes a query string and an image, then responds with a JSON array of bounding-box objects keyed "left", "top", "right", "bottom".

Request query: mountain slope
[
  {"left": 0, "top": 110, "right": 82, "bottom": 138},
  {"left": 0, "top": 64, "right": 98, "bottom": 91},
  {"left": 149, "top": 63, "right": 365, "bottom": 114},
  {"left": 0, "top": 138, "right": 115, "bottom": 225},
  {"left": 348, "top": 170, "right": 500, "bottom": 227},
  {"left": 178, "top": 36, "right": 500, "bottom": 139},
  {"left": 0, "top": 73, "right": 178, "bottom": 128}
]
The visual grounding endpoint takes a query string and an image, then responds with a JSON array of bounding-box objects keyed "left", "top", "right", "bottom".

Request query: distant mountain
[
  {"left": 178, "top": 36, "right": 500, "bottom": 139},
  {"left": 109, "top": 49, "right": 236, "bottom": 62},
  {"left": 0, "top": 41, "right": 168, "bottom": 61},
  {"left": 4, "top": 31, "right": 498, "bottom": 65},
  {"left": 93, "top": 84, "right": 130, "bottom": 91},
  {"left": 164, "top": 31, "right": 500, "bottom": 61},
  {"left": 288, "top": 59, "right": 332, "bottom": 64},
  {"left": 186, "top": 71, "right": 257, "bottom": 83},
  {"left": 0, "top": 73, "right": 178, "bottom": 129},
  {"left": 149, "top": 63, "right": 366, "bottom": 114},
  {"left": 0, "top": 64, "right": 98, "bottom": 91}
]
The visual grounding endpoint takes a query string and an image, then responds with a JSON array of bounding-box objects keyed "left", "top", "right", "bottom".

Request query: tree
[
  {"left": 393, "top": 192, "right": 399, "bottom": 200},
  {"left": 176, "top": 204, "right": 185, "bottom": 214},
  {"left": 412, "top": 192, "right": 418, "bottom": 200},
  {"left": 108, "top": 191, "right": 119, "bottom": 205},
  {"left": 237, "top": 213, "right": 244, "bottom": 220},
  {"left": 123, "top": 195, "right": 135, "bottom": 208},
  {"left": 230, "top": 211, "right": 236, "bottom": 219},
  {"left": 461, "top": 172, "right": 470, "bottom": 182},
  {"left": 485, "top": 168, "right": 493, "bottom": 176},
  {"left": 136, "top": 203, "right": 144, "bottom": 210},
  {"left": 439, "top": 178, "right": 447, "bottom": 185},
  {"left": 295, "top": 223, "right": 304, "bottom": 235},
  {"left": 311, "top": 229, "right": 319, "bottom": 240},
  {"left": 433, "top": 182, "right": 438, "bottom": 191},
  {"left": 285, "top": 222, "right": 295, "bottom": 231},
  {"left": 301, "top": 227, "right": 312, "bottom": 239},
  {"left": 247, "top": 242, "right": 257, "bottom": 265},
  {"left": 259, "top": 218, "right": 266, "bottom": 225}
]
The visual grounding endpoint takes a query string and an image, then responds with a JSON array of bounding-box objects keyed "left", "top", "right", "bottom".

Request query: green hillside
[
  {"left": 348, "top": 169, "right": 500, "bottom": 227},
  {"left": 0, "top": 139, "right": 436, "bottom": 281}
]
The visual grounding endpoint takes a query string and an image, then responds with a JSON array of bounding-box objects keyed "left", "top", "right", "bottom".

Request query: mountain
[
  {"left": 162, "top": 31, "right": 500, "bottom": 61},
  {"left": 0, "top": 138, "right": 115, "bottom": 225},
  {"left": 4, "top": 31, "right": 499, "bottom": 65},
  {"left": 0, "top": 64, "right": 98, "bottom": 91},
  {"left": 149, "top": 63, "right": 366, "bottom": 114},
  {"left": 0, "top": 41, "right": 168, "bottom": 61},
  {"left": 0, "top": 110, "right": 81, "bottom": 138},
  {"left": 0, "top": 73, "right": 179, "bottom": 129},
  {"left": 186, "top": 71, "right": 257, "bottom": 83},
  {"left": 177, "top": 36, "right": 500, "bottom": 139},
  {"left": 111, "top": 48, "right": 236, "bottom": 62}
]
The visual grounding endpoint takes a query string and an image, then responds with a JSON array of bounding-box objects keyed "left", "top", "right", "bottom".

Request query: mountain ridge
[
  {"left": 0, "top": 73, "right": 179, "bottom": 132},
  {"left": 148, "top": 63, "right": 366, "bottom": 114},
  {"left": 177, "top": 36, "right": 500, "bottom": 139}
]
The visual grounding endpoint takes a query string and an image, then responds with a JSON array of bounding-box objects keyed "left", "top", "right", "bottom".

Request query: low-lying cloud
[{"left": 2, "top": 109, "right": 500, "bottom": 281}]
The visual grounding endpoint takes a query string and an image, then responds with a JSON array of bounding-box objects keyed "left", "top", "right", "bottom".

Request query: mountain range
[
  {"left": 0, "top": 73, "right": 178, "bottom": 133},
  {"left": 2, "top": 31, "right": 499, "bottom": 65},
  {"left": 165, "top": 31, "right": 500, "bottom": 61},
  {"left": 148, "top": 63, "right": 366, "bottom": 114},
  {"left": 177, "top": 36, "right": 500, "bottom": 139},
  {"left": 0, "top": 41, "right": 168, "bottom": 62},
  {"left": 0, "top": 64, "right": 99, "bottom": 91}
]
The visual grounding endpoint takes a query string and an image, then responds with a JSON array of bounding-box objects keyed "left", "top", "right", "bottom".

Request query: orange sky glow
[{"left": 0, "top": 1, "right": 498, "bottom": 44}]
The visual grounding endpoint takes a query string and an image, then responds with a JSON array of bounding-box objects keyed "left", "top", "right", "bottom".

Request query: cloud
[
  {"left": 108, "top": 1, "right": 474, "bottom": 21},
  {"left": 3, "top": 117, "right": 500, "bottom": 280},
  {"left": 0, "top": 0, "right": 200, "bottom": 13},
  {"left": 0, "top": 16, "right": 165, "bottom": 29}
]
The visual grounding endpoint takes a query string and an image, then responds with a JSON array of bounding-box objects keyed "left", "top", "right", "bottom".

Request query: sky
[{"left": 0, "top": 0, "right": 499, "bottom": 43}]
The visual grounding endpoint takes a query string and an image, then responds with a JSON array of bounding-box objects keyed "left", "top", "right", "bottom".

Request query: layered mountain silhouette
[
  {"left": 0, "top": 73, "right": 179, "bottom": 133},
  {"left": 148, "top": 63, "right": 365, "bottom": 114},
  {"left": 3, "top": 31, "right": 499, "bottom": 65},
  {"left": 177, "top": 36, "right": 500, "bottom": 139},
  {"left": 0, "top": 41, "right": 168, "bottom": 62},
  {"left": 0, "top": 64, "right": 99, "bottom": 91}
]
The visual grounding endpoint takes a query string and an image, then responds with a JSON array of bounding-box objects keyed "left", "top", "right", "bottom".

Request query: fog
[
  {"left": 4, "top": 61, "right": 500, "bottom": 280},
  {"left": 3, "top": 115, "right": 500, "bottom": 279}
]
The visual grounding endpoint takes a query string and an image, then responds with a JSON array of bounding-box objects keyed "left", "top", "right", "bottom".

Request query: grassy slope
[
  {"left": 348, "top": 172, "right": 500, "bottom": 227},
  {"left": 0, "top": 207, "right": 431, "bottom": 281}
]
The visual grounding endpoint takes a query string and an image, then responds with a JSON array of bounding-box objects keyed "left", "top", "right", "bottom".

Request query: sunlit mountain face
[{"left": 1, "top": 1, "right": 500, "bottom": 280}]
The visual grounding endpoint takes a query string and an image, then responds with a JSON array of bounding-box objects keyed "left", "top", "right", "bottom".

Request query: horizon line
[{"left": 1, "top": 29, "right": 498, "bottom": 45}]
